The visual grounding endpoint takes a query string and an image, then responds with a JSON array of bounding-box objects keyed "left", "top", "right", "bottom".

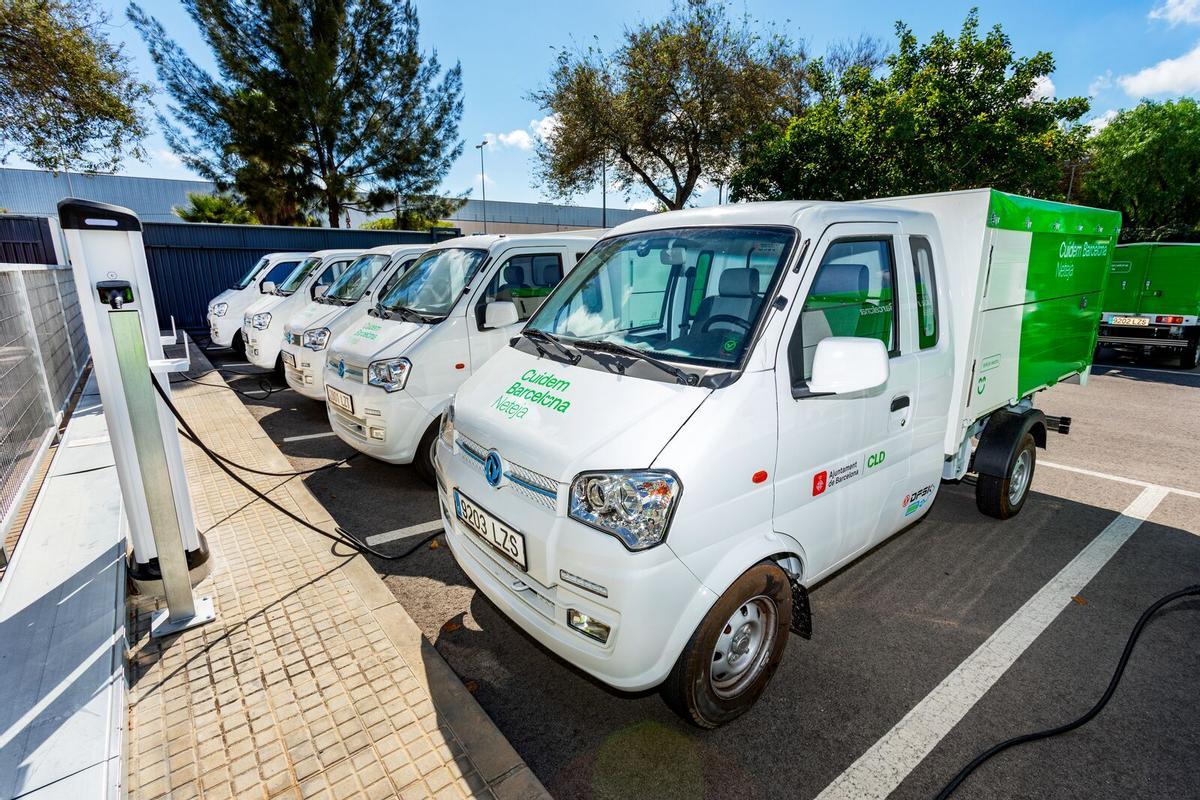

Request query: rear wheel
[
  {"left": 1180, "top": 335, "right": 1200, "bottom": 370},
  {"left": 660, "top": 561, "right": 792, "bottom": 729},
  {"left": 976, "top": 432, "right": 1036, "bottom": 519},
  {"left": 413, "top": 422, "right": 440, "bottom": 487}
]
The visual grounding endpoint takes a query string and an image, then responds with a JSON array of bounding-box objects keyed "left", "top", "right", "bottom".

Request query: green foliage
[
  {"left": 532, "top": 0, "right": 808, "bottom": 210},
  {"left": 129, "top": 0, "right": 464, "bottom": 227},
  {"left": 360, "top": 193, "right": 464, "bottom": 230},
  {"left": 731, "top": 10, "right": 1090, "bottom": 202},
  {"left": 1081, "top": 99, "right": 1200, "bottom": 241},
  {"left": 0, "top": 0, "right": 150, "bottom": 172},
  {"left": 174, "top": 192, "right": 258, "bottom": 224}
]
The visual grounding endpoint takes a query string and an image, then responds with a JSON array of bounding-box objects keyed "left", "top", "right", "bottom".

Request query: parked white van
[
  {"left": 435, "top": 191, "right": 1119, "bottom": 727},
  {"left": 241, "top": 249, "right": 362, "bottom": 371},
  {"left": 323, "top": 232, "right": 600, "bottom": 482},
  {"left": 281, "top": 244, "right": 428, "bottom": 400},
  {"left": 207, "top": 251, "right": 308, "bottom": 355}
]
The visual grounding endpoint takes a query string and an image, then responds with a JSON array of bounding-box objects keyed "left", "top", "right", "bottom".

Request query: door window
[
  {"left": 261, "top": 260, "right": 300, "bottom": 289},
  {"left": 910, "top": 237, "right": 939, "bottom": 350},
  {"left": 477, "top": 253, "right": 565, "bottom": 323},
  {"left": 789, "top": 238, "right": 898, "bottom": 383}
]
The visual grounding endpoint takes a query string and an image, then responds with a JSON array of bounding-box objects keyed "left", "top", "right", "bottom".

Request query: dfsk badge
[{"left": 484, "top": 450, "right": 504, "bottom": 487}]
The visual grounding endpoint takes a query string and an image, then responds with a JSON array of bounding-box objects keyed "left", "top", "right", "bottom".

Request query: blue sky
[{"left": 52, "top": 0, "right": 1200, "bottom": 209}]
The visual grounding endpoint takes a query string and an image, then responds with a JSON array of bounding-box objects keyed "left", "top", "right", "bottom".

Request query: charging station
[{"left": 58, "top": 198, "right": 214, "bottom": 636}]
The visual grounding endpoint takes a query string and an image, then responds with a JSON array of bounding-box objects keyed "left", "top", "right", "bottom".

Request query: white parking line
[
  {"left": 1040, "top": 460, "right": 1200, "bottom": 500},
  {"left": 364, "top": 520, "right": 443, "bottom": 547},
  {"left": 281, "top": 431, "right": 339, "bottom": 443},
  {"left": 815, "top": 485, "right": 1169, "bottom": 800}
]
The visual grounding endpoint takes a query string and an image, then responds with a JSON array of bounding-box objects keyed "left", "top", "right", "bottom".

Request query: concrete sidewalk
[{"left": 126, "top": 345, "right": 546, "bottom": 800}]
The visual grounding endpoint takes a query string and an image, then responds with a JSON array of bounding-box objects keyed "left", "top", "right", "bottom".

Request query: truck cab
[
  {"left": 241, "top": 249, "right": 362, "bottom": 371},
  {"left": 323, "top": 232, "right": 600, "bottom": 482},
  {"left": 207, "top": 251, "right": 308, "bottom": 355},
  {"left": 281, "top": 244, "right": 428, "bottom": 400},
  {"left": 436, "top": 194, "right": 1116, "bottom": 728}
]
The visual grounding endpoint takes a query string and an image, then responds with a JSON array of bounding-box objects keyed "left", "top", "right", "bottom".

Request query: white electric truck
[
  {"left": 207, "top": 251, "right": 308, "bottom": 355},
  {"left": 280, "top": 244, "right": 428, "bottom": 400},
  {"left": 435, "top": 190, "right": 1120, "bottom": 727},
  {"left": 323, "top": 232, "right": 599, "bottom": 482}
]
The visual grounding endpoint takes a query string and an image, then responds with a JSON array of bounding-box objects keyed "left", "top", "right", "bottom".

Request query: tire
[
  {"left": 976, "top": 432, "right": 1036, "bottom": 520},
  {"left": 231, "top": 330, "right": 246, "bottom": 358},
  {"left": 273, "top": 353, "right": 285, "bottom": 382},
  {"left": 660, "top": 561, "right": 792, "bottom": 729},
  {"left": 1180, "top": 335, "right": 1200, "bottom": 370},
  {"left": 413, "top": 422, "right": 440, "bottom": 487}
]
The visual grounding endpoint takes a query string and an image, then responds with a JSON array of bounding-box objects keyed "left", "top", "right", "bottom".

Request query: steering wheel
[{"left": 699, "top": 314, "right": 752, "bottom": 334}]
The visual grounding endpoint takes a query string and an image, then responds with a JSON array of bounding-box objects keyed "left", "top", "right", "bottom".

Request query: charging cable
[{"left": 937, "top": 584, "right": 1200, "bottom": 798}]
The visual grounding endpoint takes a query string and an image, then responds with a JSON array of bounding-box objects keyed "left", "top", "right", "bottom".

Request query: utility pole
[
  {"left": 601, "top": 156, "right": 607, "bottom": 228},
  {"left": 476, "top": 140, "right": 489, "bottom": 234}
]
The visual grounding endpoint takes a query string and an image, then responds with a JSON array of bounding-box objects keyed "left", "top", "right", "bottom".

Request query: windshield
[
  {"left": 527, "top": 226, "right": 795, "bottom": 368},
  {"left": 233, "top": 256, "right": 269, "bottom": 290},
  {"left": 324, "top": 254, "right": 391, "bottom": 302},
  {"left": 277, "top": 256, "right": 321, "bottom": 295},
  {"left": 378, "top": 247, "right": 488, "bottom": 317}
]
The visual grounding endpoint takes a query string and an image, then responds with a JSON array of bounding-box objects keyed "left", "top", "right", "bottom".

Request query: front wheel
[
  {"left": 413, "top": 422, "right": 440, "bottom": 487},
  {"left": 976, "top": 432, "right": 1036, "bottom": 519},
  {"left": 1180, "top": 335, "right": 1200, "bottom": 370},
  {"left": 660, "top": 561, "right": 792, "bottom": 728},
  {"left": 231, "top": 330, "right": 246, "bottom": 358}
]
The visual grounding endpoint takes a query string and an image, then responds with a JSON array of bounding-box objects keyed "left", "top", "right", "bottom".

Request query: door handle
[{"left": 890, "top": 395, "right": 910, "bottom": 412}]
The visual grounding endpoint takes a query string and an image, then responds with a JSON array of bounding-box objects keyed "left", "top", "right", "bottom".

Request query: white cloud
[
  {"left": 1117, "top": 41, "right": 1200, "bottom": 96},
  {"left": 1030, "top": 75, "right": 1056, "bottom": 100},
  {"left": 1149, "top": 0, "right": 1200, "bottom": 25},
  {"left": 1087, "top": 109, "right": 1119, "bottom": 134},
  {"left": 483, "top": 115, "right": 561, "bottom": 152},
  {"left": 474, "top": 172, "right": 493, "bottom": 185},
  {"left": 531, "top": 113, "right": 559, "bottom": 142},
  {"left": 1088, "top": 70, "right": 1113, "bottom": 97}
]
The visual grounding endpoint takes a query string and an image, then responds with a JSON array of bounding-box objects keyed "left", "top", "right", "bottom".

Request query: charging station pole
[{"left": 58, "top": 199, "right": 215, "bottom": 637}]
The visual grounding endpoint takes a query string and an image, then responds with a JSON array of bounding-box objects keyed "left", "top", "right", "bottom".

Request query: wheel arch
[{"left": 974, "top": 408, "right": 1046, "bottom": 479}]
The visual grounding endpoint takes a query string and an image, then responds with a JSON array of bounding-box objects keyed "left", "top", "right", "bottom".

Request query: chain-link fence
[{"left": 0, "top": 263, "right": 88, "bottom": 553}]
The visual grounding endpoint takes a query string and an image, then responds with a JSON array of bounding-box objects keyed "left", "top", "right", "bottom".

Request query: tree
[
  {"left": 130, "top": 0, "right": 464, "bottom": 227},
  {"left": 360, "top": 193, "right": 463, "bottom": 231},
  {"left": 731, "top": 10, "right": 1090, "bottom": 203},
  {"left": 1080, "top": 99, "right": 1200, "bottom": 241},
  {"left": 532, "top": 0, "right": 808, "bottom": 210},
  {"left": 174, "top": 191, "right": 258, "bottom": 224},
  {"left": 0, "top": 0, "right": 150, "bottom": 172}
]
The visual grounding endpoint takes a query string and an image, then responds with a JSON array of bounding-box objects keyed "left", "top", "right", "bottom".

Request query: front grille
[
  {"left": 325, "top": 351, "right": 367, "bottom": 383},
  {"left": 455, "top": 432, "right": 559, "bottom": 510},
  {"left": 285, "top": 331, "right": 302, "bottom": 346}
]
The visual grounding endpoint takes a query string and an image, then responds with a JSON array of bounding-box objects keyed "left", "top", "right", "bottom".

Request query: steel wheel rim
[
  {"left": 1008, "top": 449, "right": 1032, "bottom": 505},
  {"left": 709, "top": 595, "right": 777, "bottom": 699}
]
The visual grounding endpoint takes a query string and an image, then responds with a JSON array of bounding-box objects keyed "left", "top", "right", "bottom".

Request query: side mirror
[
  {"left": 484, "top": 300, "right": 519, "bottom": 329},
  {"left": 313, "top": 284, "right": 329, "bottom": 298},
  {"left": 801, "top": 337, "right": 889, "bottom": 397},
  {"left": 260, "top": 281, "right": 276, "bottom": 294}
]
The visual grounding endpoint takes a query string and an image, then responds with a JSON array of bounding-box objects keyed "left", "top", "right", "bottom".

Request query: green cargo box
[{"left": 1097, "top": 243, "right": 1200, "bottom": 366}]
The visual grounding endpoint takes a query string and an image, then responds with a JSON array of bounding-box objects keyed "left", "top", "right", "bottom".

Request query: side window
[
  {"left": 910, "top": 236, "right": 939, "bottom": 350},
  {"left": 478, "top": 253, "right": 565, "bottom": 323},
  {"left": 626, "top": 249, "right": 673, "bottom": 328},
  {"left": 788, "top": 238, "right": 898, "bottom": 383},
  {"left": 264, "top": 260, "right": 299, "bottom": 286},
  {"left": 379, "top": 259, "right": 416, "bottom": 298}
]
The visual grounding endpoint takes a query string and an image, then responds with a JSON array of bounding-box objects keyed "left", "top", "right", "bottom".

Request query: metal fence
[{"left": 0, "top": 220, "right": 88, "bottom": 557}]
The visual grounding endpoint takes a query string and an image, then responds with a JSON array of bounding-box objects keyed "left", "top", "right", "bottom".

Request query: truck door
[
  {"left": 1106, "top": 248, "right": 1148, "bottom": 314},
  {"left": 1139, "top": 245, "right": 1197, "bottom": 316},
  {"left": 773, "top": 224, "right": 916, "bottom": 576},
  {"left": 467, "top": 247, "right": 569, "bottom": 368}
]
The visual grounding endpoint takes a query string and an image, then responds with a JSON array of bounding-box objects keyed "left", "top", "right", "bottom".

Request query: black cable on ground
[
  {"left": 936, "top": 584, "right": 1200, "bottom": 799},
  {"left": 176, "top": 428, "right": 358, "bottom": 477},
  {"left": 151, "top": 374, "right": 441, "bottom": 561},
  {"left": 170, "top": 369, "right": 287, "bottom": 400}
]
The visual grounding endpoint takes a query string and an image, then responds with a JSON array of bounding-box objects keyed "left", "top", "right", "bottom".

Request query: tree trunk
[{"left": 326, "top": 189, "right": 339, "bottom": 228}]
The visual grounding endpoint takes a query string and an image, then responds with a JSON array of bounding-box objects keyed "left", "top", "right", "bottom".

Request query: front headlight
[
  {"left": 568, "top": 470, "right": 681, "bottom": 551},
  {"left": 211, "top": 302, "right": 228, "bottom": 317},
  {"left": 302, "top": 327, "right": 330, "bottom": 350},
  {"left": 368, "top": 357, "right": 411, "bottom": 392},
  {"left": 251, "top": 312, "right": 272, "bottom": 330},
  {"left": 439, "top": 403, "right": 455, "bottom": 447}
]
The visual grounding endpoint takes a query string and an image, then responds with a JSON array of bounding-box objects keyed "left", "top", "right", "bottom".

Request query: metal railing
[{"left": 0, "top": 262, "right": 88, "bottom": 562}]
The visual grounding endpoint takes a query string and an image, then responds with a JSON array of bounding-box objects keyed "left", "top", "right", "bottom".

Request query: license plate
[
  {"left": 1111, "top": 316, "right": 1149, "bottom": 326},
  {"left": 282, "top": 350, "right": 296, "bottom": 368},
  {"left": 326, "top": 384, "right": 354, "bottom": 414},
  {"left": 454, "top": 490, "right": 527, "bottom": 570}
]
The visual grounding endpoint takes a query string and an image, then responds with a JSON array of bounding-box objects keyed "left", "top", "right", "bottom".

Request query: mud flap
[{"left": 789, "top": 574, "right": 812, "bottom": 639}]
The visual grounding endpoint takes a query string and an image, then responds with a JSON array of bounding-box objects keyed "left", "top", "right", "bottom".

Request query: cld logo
[
  {"left": 866, "top": 450, "right": 886, "bottom": 469},
  {"left": 812, "top": 471, "right": 828, "bottom": 496},
  {"left": 976, "top": 376, "right": 987, "bottom": 395}
]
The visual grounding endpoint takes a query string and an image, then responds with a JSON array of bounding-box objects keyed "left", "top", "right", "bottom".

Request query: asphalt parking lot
[{"left": 206, "top": 346, "right": 1200, "bottom": 800}]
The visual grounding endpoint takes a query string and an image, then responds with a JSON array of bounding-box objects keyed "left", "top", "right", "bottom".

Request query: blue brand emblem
[
  {"left": 484, "top": 450, "right": 503, "bottom": 487},
  {"left": 338, "top": 358, "right": 345, "bottom": 378}
]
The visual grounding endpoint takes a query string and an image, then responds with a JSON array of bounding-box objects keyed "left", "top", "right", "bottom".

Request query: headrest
[
  {"left": 503, "top": 264, "right": 525, "bottom": 283},
  {"left": 718, "top": 268, "right": 759, "bottom": 298},
  {"left": 536, "top": 261, "right": 563, "bottom": 286},
  {"left": 811, "top": 263, "right": 868, "bottom": 298}
]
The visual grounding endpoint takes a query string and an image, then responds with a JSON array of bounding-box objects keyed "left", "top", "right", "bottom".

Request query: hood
[
  {"left": 453, "top": 346, "right": 711, "bottom": 483},
  {"left": 285, "top": 300, "right": 343, "bottom": 335},
  {"left": 210, "top": 288, "right": 236, "bottom": 308},
  {"left": 243, "top": 293, "right": 285, "bottom": 318},
  {"left": 331, "top": 315, "right": 429, "bottom": 363}
]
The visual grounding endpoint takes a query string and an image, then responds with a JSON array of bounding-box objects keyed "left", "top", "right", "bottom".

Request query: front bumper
[
  {"left": 208, "top": 312, "right": 239, "bottom": 348},
  {"left": 1098, "top": 324, "right": 1191, "bottom": 349},
  {"left": 242, "top": 321, "right": 283, "bottom": 369},
  {"left": 325, "top": 375, "right": 435, "bottom": 464},
  {"left": 435, "top": 437, "right": 707, "bottom": 692},
  {"left": 281, "top": 340, "right": 328, "bottom": 400}
]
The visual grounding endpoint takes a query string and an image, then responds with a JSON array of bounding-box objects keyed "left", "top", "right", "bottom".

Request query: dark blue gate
[{"left": 141, "top": 222, "right": 459, "bottom": 330}]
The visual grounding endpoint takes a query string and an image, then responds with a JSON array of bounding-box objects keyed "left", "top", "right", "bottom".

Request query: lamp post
[
  {"left": 601, "top": 155, "right": 607, "bottom": 228},
  {"left": 476, "top": 139, "right": 489, "bottom": 234}
]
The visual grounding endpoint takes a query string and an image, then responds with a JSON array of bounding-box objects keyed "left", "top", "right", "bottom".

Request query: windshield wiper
[
  {"left": 388, "top": 305, "right": 436, "bottom": 324},
  {"left": 522, "top": 329, "right": 580, "bottom": 364},
  {"left": 573, "top": 338, "right": 697, "bottom": 385}
]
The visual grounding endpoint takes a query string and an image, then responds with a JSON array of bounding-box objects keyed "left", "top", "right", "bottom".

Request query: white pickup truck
[{"left": 435, "top": 190, "right": 1120, "bottom": 727}]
